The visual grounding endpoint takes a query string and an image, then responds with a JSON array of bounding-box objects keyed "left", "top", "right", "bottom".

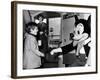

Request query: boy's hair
[{"left": 25, "top": 22, "right": 37, "bottom": 33}]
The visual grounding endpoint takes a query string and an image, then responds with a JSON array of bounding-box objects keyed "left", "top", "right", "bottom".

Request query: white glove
[
  {"left": 50, "top": 50, "right": 55, "bottom": 55},
  {"left": 50, "top": 48, "right": 62, "bottom": 55}
]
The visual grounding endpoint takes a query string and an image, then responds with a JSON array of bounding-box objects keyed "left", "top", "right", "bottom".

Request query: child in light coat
[{"left": 23, "top": 22, "right": 44, "bottom": 69}]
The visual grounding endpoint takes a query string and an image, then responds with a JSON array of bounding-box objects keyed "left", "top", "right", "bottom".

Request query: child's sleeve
[{"left": 29, "top": 37, "right": 44, "bottom": 57}]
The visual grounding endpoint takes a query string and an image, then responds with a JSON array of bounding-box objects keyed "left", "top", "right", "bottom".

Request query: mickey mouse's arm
[{"left": 78, "top": 33, "right": 88, "bottom": 42}]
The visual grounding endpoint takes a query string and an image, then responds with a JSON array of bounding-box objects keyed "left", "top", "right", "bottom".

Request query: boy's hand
[{"left": 40, "top": 53, "right": 45, "bottom": 57}]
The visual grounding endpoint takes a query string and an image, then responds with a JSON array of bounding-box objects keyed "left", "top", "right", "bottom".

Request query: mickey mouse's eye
[{"left": 78, "top": 31, "right": 80, "bottom": 34}]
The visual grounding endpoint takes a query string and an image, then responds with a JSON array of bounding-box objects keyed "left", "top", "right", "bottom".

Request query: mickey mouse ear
[
  {"left": 74, "top": 15, "right": 78, "bottom": 21},
  {"left": 87, "top": 15, "right": 91, "bottom": 24}
]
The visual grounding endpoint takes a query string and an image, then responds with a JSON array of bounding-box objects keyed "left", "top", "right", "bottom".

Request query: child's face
[
  {"left": 76, "top": 23, "right": 84, "bottom": 35},
  {"left": 31, "top": 26, "right": 38, "bottom": 35}
]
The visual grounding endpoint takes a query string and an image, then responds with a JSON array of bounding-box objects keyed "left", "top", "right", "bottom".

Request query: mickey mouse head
[{"left": 73, "top": 15, "right": 91, "bottom": 40}]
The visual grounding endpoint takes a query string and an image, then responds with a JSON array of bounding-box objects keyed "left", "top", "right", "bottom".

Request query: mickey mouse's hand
[
  {"left": 50, "top": 50, "right": 55, "bottom": 55},
  {"left": 50, "top": 48, "right": 62, "bottom": 55}
]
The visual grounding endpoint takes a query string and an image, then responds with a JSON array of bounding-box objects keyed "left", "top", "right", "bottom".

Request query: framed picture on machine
[{"left": 11, "top": 1, "right": 98, "bottom": 78}]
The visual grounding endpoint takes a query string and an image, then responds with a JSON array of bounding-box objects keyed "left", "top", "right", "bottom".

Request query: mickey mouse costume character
[{"left": 50, "top": 15, "right": 91, "bottom": 67}]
